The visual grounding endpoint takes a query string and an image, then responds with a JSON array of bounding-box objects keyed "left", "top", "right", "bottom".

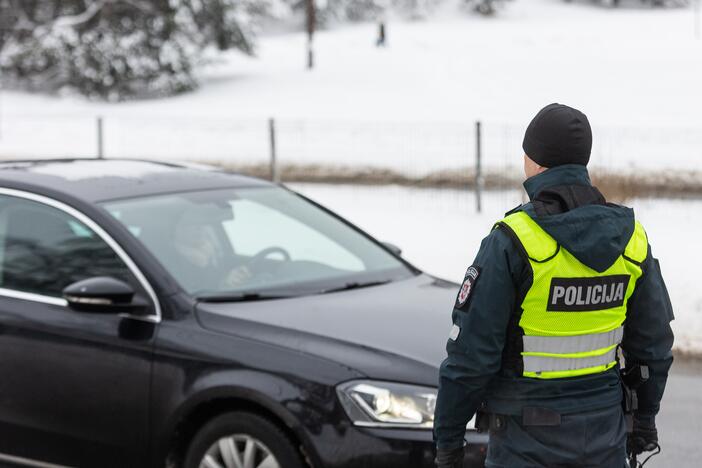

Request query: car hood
[{"left": 196, "top": 274, "right": 457, "bottom": 386}]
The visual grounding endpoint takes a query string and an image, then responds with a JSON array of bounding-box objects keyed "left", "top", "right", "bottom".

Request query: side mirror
[
  {"left": 382, "top": 241, "right": 402, "bottom": 257},
  {"left": 63, "top": 276, "right": 148, "bottom": 315}
]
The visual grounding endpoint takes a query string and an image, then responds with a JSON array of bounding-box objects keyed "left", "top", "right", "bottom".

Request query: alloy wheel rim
[{"left": 199, "top": 434, "right": 280, "bottom": 468}]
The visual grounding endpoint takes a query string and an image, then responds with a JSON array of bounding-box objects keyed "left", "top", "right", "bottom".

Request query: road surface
[{"left": 653, "top": 358, "right": 702, "bottom": 467}]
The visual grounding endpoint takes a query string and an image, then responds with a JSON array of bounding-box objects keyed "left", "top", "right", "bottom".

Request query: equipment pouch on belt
[
  {"left": 621, "top": 365, "right": 649, "bottom": 432},
  {"left": 475, "top": 410, "right": 507, "bottom": 433},
  {"left": 475, "top": 409, "right": 490, "bottom": 433}
]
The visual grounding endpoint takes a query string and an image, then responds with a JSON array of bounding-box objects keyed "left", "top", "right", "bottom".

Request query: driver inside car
[{"left": 172, "top": 210, "right": 252, "bottom": 293}]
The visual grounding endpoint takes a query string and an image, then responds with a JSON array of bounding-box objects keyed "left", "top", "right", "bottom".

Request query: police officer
[{"left": 433, "top": 103, "right": 674, "bottom": 467}]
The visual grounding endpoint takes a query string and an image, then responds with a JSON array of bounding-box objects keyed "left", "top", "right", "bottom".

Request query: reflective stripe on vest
[
  {"left": 523, "top": 326, "right": 624, "bottom": 355},
  {"left": 523, "top": 347, "right": 618, "bottom": 374},
  {"left": 499, "top": 211, "right": 647, "bottom": 380}
]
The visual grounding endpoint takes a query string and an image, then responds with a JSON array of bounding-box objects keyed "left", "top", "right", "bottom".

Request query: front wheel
[{"left": 183, "top": 412, "right": 306, "bottom": 468}]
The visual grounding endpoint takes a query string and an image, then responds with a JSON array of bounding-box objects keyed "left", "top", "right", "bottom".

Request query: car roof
[{"left": 0, "top": 158, "right": 271, "bottom": 203}]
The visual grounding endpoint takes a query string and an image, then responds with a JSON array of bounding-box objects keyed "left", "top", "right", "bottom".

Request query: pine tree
[{"left": 0, "top": 0, "right": 280, "bottom": 99}]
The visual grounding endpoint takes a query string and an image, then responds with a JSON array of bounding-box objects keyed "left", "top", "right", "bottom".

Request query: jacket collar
[{"left": 523, "top": 164, "right": 592, "bottom": 201}]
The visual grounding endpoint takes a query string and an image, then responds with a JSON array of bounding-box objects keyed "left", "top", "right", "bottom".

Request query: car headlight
[{"left": 336, "top": 380, "right": 437, "bottom": 429}]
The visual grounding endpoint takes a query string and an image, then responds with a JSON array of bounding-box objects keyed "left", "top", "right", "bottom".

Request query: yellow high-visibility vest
[{"left": 498, "top": 211, "right": 648, "bottom": 379}]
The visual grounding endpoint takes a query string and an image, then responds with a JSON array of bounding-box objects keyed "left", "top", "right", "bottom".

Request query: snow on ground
[
  {"left": 288, "top": 183, "right": 702, "bottom": 354},
  {"left": 2, "top": 0, "right": 702, "bottom": 172}
]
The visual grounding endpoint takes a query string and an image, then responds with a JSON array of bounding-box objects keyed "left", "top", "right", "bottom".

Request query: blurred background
[{"left": 0, "top": 0, "right": 701, "bottom": 354}]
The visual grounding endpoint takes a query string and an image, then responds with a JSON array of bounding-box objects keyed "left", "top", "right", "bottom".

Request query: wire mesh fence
[
  {"left": 0, "top": 114, "right": 272, "bottom": 164},
  {"left": 1, "top": 114, "right": 700, "bottom": 206}
]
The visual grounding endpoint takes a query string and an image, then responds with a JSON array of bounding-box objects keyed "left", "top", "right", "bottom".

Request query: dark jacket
[{"left": 433, "top": 164, "right": 674, "bottom": 450}]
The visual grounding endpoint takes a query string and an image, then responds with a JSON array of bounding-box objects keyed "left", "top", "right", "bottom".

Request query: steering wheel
[
  {"left": 219, "top": 247, "right": 292, "bottom": 290},
  {"left": 247, "top": 247, "right": 291, "bottom": 269}
]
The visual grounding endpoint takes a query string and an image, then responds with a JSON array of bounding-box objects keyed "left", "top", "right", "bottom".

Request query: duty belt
[{"left": 475, "top": 406, "right": 562, "bottom": 433}]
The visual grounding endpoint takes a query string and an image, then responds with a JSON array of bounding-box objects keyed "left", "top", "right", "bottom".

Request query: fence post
[
  {"left": 269, "top": 117, "right": 279, "bottom": 183},
  {"left": 96, "top": 116, "right": 104, "bottom": 159},
  {"left": 475, "top": 120, "right": 483, "bottom": 213},
  {"left": 306, "top": 0, "right": 316, "bottom": 69}
]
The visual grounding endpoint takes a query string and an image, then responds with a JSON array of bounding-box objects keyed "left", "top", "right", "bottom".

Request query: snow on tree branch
[
  {"left": 49, "top": 1, "right": 105, "bottom": 29},
  {"left": 0, "top": 0, "right": 282, "bottom": 99}
]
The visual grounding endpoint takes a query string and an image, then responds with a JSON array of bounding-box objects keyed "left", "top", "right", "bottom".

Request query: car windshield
[{"left": 102, "top": 186, "right": 414, "bottom": 299}]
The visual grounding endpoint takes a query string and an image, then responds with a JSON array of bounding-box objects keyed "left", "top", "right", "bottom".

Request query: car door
[{"left": 0, "top": 191, "right": 156, "bottom": 468}]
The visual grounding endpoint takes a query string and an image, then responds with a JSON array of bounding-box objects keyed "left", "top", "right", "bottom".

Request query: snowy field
[
  {"left": 2, "top": 0, "right": 702, "bottom": 173},
  {"left": 289, "top": 183, "right": 702, "bottom": 354}
]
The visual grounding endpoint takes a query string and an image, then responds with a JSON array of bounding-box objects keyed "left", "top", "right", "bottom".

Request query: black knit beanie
[{"left": 522, "top": 103, "right": 592, "bottom": 168}]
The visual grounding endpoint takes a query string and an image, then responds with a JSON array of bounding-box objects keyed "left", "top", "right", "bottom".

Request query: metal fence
[{"left": 1, "top": 114, "right": 700, "bottom": 209}]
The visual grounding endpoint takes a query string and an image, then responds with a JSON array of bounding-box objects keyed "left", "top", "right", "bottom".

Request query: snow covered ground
[
  {"left": 289, "top": 183, "right": 702, "bottom": 354},
  {"left": 2, "top": 0, "right": 702, "bottom": 172}
]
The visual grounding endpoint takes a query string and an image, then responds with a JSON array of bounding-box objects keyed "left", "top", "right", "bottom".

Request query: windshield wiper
[
  {"left": 198, "top": 280, "right": 395, "bottom": 302},
  {"left": 196, "top": 292, "right": 294, "bottom": 303},
  {"left": 319, "top": 280, "right": 393, "bottom": 295}
]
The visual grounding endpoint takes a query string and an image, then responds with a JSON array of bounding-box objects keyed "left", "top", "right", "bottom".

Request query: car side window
[{"left": 0, "top": 194, "right": 134, "bottom": 298}]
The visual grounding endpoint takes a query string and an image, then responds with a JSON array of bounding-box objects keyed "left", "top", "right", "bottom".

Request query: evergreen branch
[
  {"left": 51, "top": 1, "right": 106, "bottom": 29},
  {"left": 32, "top": 0, "right": 153, "bottom": 34}
]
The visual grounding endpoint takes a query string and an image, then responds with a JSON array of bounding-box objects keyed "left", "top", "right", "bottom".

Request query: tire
[{"left": 183, "top": 411, "right": 306, "bottom": 468}]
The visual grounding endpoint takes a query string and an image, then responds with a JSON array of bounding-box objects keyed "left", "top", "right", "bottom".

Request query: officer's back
[{"left": 433, "top": 104, "right": 674, "bottom": 468}]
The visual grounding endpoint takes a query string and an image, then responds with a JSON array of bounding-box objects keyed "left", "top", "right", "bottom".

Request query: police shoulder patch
[{"left": 456, "top": 266, "right": 481, "bottom": 309}]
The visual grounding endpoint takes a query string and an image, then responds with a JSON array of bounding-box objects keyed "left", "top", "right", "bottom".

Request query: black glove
[
  {"left": 435, "top": 445, "right": 464, "bottom": 468},
  {"left": 627, "top": 416, "right": 658, "bottom": 456}
]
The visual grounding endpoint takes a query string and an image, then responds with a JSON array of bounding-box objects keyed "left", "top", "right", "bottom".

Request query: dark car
[{"left": 0, "top": 159, "right": 487, "bottom": 468}]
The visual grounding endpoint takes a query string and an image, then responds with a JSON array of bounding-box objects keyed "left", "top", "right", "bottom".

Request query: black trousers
[{"left": 485, "top": 405, "right": 627, "bottom": 468}]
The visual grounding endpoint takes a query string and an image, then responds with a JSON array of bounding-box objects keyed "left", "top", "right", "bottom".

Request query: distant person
[
  {"left": 433, "top": 104, "right": 674, "bottom": 467},
  {"left": 376, "top": 12, "right": 387, "bottom": 47}
]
